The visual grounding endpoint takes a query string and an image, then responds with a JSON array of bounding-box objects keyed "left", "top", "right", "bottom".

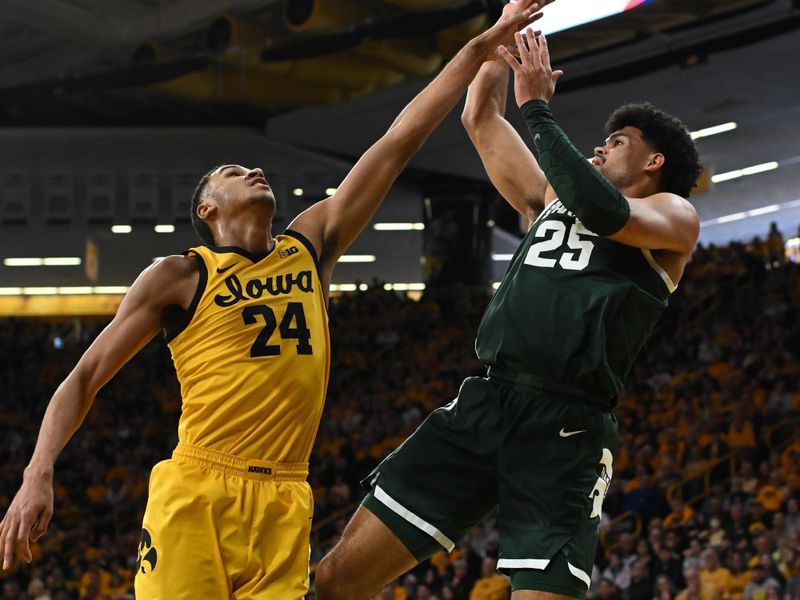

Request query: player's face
[
  {"left": 591, "top": 126, "right": 654, "bottom": 188},
  {"left": 208, "top": 164, "right": 276, "bottom": 210}
]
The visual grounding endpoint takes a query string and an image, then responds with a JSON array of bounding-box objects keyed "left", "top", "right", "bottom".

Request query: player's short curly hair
[
  {"left": 190, "top": 166, "right": 222, "bottom": 245},
  {"left": 605, "top": 103, "right": 702, "bottom": 198}
]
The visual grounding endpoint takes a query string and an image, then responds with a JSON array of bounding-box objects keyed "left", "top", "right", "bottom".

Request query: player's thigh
[
  {"left": 315, "top": 504, "right": 418, "bottom": 597},
  {"left": 363, "top": 377, "right": 503, "bottom": 555},
  {"left": 134, "top": 460, "right": 230, "bottom": 600},
  {"left": 498, "top": 401, "right": 617, "bottom": 597}
]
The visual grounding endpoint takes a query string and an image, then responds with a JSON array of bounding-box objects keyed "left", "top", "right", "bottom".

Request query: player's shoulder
[
  {"left": 130, "top": 253, "right": 201, "bottom": 308},
  {"left": 648, "top": 191, "right": 695, "bottom": 210},
  {"left": 150, "top": 253, "right": 201, "bottom": 279}
]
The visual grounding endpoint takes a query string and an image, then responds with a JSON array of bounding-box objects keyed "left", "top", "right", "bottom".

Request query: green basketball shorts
[{"left": 361, "top": 374, "right": 618, "bottom": 598}]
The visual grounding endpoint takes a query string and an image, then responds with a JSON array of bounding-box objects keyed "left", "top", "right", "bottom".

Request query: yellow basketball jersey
[{"left": 166, "top": 231, "right": 330, "bottom": 462}]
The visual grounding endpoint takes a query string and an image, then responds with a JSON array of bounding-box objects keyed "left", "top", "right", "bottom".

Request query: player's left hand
[{"left": 499, "top": 29, "right": 563, "bottom": 106}]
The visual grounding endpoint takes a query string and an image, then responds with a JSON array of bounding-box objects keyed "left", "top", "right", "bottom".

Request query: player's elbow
[{"left": 461, "top": 103, "right": 485, "bottom": 135}]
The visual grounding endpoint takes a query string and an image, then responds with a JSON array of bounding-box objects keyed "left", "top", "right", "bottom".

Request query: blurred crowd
[{"left": 0, "top": 233, "right": 798, "bottom": 600}]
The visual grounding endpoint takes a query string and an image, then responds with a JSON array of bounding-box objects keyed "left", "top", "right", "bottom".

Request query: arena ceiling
[{"left": 0, "top": 0, "right": 799, "bottom": 290}]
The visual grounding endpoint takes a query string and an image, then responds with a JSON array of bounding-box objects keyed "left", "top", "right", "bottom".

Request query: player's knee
[
  {"left": 315, "top": 555, "right": 361, "bottom": 600},
  {"left": 314, "top": 556, "right": 338, "bottom": 600}
]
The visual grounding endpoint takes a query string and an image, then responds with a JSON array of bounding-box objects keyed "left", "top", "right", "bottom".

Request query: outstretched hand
[
  {"left": 499, "top": 29, "right": 563, "bottom": 106},
  {"left": 481, "top": 0, "right": 555, "bottom": 61},
  {"left": 0, "top": 473, "right": 53, "bottom": 570}
]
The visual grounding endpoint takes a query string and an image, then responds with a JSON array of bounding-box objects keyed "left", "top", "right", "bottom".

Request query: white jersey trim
[
  {"left": 373, "top": 485, "right": 455, "bottom": 552},
  {"left": 641, "top": 249, "right": 677, "bottom": 293}
]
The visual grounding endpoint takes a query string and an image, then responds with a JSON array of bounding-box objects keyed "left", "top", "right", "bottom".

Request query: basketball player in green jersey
[{"left": 315, "top": 30, "right": 701, "bottom": 600}]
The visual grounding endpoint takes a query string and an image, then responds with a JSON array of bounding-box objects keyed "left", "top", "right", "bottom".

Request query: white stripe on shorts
[
  {"left": 497, "top": 558, "right": 592, "bottom": 588},
  {"left": 497, "top": 558, "right": 550, "bottom": 570},
  {"left": 567, "top": 562, "right": 591, "bottom": 588},
  {"left": 373, "top": 484, "right": 455, "bottom": 551}
]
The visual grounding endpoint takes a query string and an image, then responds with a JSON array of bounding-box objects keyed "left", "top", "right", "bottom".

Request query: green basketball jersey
[{"left": 476, "top": 199, "right": 674, "bottom": 407}]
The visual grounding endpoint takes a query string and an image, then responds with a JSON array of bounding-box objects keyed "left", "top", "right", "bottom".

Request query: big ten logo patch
[
  {"left": 136, "top": 528, "right": 158, "bottom": 574},
  {"left": 279, "top": 246, "right": 299, "bottom": 259}
]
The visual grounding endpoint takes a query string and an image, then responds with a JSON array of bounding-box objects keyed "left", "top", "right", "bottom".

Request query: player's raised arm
[
  {"left": 289, "top": 0, "right": 554, "bottom": 278},
  {"left": 501, "top": 29, "right": 699, "bottom": 255},
  {"left": 461, "top": 59, "right": 552, "bottom": 222},
  {"left": 0, "top": 256, "right": 197, "bottom": 570}
]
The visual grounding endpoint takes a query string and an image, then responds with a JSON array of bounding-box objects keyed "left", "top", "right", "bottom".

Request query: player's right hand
[
  {"left": 481, "top": 0, "right": 555, "bottom": 61},
  {"left": 0, "top": 471, "right": 54, "bottom": 570}
]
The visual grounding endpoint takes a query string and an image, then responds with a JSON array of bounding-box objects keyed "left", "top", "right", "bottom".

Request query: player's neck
[
  {"left": 213, "top": 217, "right": 275, "bottom": 254},
  {"left": 620, "top": 176, "right": 660, "bottom": 199}
]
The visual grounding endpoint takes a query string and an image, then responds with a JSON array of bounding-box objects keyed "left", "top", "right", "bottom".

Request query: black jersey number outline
[{"left": 241, "top": 302, "right": 313, "bottom": 357}]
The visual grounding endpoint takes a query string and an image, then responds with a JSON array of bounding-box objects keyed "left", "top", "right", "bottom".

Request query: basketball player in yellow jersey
[{"left": 0, "top": 2, "right": 552, "bottom": 598}]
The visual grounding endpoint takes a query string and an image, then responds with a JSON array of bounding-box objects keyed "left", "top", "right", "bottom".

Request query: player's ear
[
  {"left": 197, "top": 198, "right": 216, "bottom": 221},
  {"left": 645, "top": 152, "right": 665, "bottom": 173}
]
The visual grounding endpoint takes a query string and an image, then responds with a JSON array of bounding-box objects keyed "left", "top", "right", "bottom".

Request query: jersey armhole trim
[
  {"left": 164, "top": 249, "right": 208, "bottom": 343},
  {"left": 641, "top": 249, "right": 677, "bottom": 294},
  {"left": 283, "top": 229, "right": 320, "bottom": 268}
]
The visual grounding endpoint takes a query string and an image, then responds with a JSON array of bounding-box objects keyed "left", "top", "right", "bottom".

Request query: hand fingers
[
  {"left": 539, "top": 32, "right": 553, "bottom": 69},
  {"left": 30, "top": 510, "right": 51, "bottom": 543},
  {"left": 514, "top": 32, "right": 531, "bottom": 67},
  {"left": 552, "top": 69, "right": 565, "bottom": 83},
  {"left": 498, "top": 45, "right": 521, "bottom": 71},
  {"left": 16, "top": 517, "right": 32, "bottom": 563},
  {"left": 525, "top": 28, "right": 542, "bottom": 71},
  {"left": 1, "top": 516, "right": 16, "bottom": 570}
]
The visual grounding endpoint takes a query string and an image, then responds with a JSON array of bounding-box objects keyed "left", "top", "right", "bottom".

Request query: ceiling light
[
  {"left": 3, "top": 257, "right": 81, "bottom": 267},
  {"left": 325, "top": 187, "right": 338, "bottom": 195},
  {"left": 4, "top": 258, "right": 43, "bottom": 266},
  {"left": 154, "top": 224, "right": 175, "bottom": 233},
  {"left": 330, "top": 284, "right": 357, "bottom": 292},
  {"left": 57, "top": 287, "right": 93, "bottom": 295},
  {"left": 94, "top": 286, "right": 129, "bottom": 294},
  {"left": 492, "top": 254, "right": 514, "bottom": 261},
  {"left": 338, "top": 255, "right": 376, "bottom": 263},
  {"left": 42, "top": 257, "right": 81, "bottom": 266},
  {"left": 711, "top": 161, "right": 779, "bottom": 183},
  {"left": 22, "top": 287, "right": 58, "bottom": 295},
  {"left": 292, "top": 188, "right": 303, "bottom": 196},
  {"left": 111, "top": 225, "right": 132, "bottom": 233},
  {"left": 690, "top": 122, "right": 737, "bottom": 140},
  {"left": 373, "top": 223, "right": 425, "bottom": 231},
  {"left": 0, "top": 287, "right": 23, "bottom": 295},
  {"left": 383, "top": 283, "right": 425, "bottom": 291},
  {"left": 746, "top": 205, "right": 780, "bottom": 216}
]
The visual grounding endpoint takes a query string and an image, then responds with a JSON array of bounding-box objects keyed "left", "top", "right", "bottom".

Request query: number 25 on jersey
[{"left": 525, "top": 220, "right": 597, "bottom": 271}]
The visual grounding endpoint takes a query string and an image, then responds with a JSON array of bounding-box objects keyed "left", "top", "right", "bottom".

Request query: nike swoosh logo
[
  {"left": 559, "top": 428, "right": 587, "bottom": 438},
  {"left": 216, "top": 263, "right": 238, "bottom": 273}
]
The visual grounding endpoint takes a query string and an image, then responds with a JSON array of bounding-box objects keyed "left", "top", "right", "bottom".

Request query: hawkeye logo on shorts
[
  {"left": 136, "top": 528, "right": 158, "bottom": 574},
  {"left": 247, "top": 465, "right": 273, "bottom": 475},
  {"left": 279, "top": 246, "right": 299, "bottom": 259}
]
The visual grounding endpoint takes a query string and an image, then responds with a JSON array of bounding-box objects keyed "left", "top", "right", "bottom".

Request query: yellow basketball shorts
[{"left": 134, "top": 442, "right": 313, "bottom": 600}]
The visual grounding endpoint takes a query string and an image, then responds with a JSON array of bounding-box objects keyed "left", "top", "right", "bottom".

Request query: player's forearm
[
  {"left": 25, "top": 373, "right": 96, "bottom": 479},
  {"left": 521, "top": 99, "right": 630, "bottom": 236},
  {"left": 462, "top": 61, "right": 510, "bottom": 128},
  {"left": 385, "top": 37, "right": 489, "bottom": 153}
]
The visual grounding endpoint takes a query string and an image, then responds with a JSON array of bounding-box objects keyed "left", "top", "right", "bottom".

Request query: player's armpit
[{"left": 608, "top": 192, "right": 699, "bottom": 254}]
